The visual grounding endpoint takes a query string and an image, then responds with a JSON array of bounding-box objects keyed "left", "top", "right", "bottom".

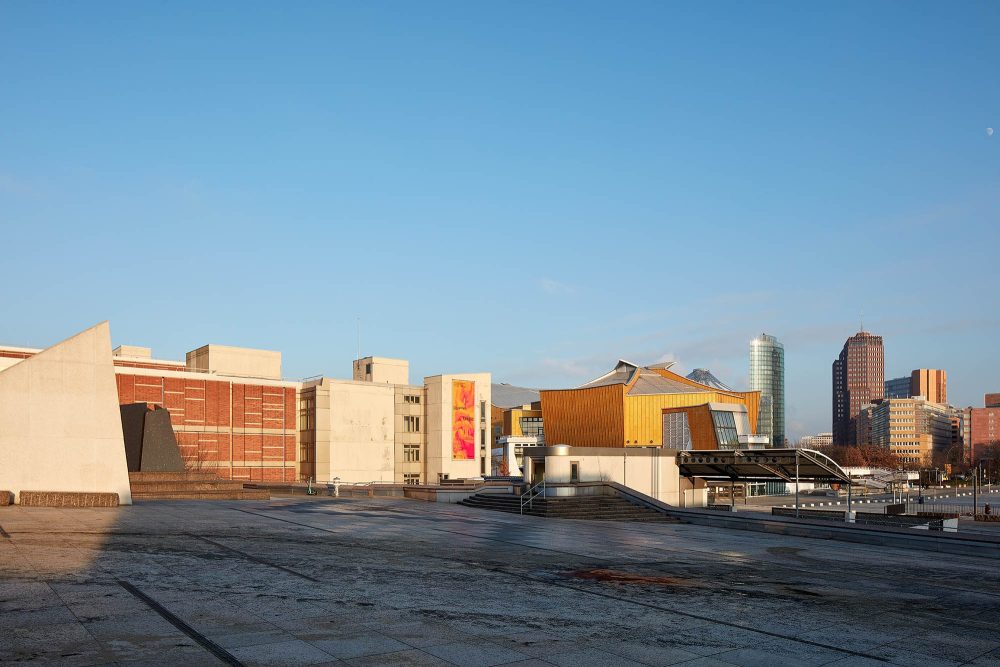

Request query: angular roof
[
  {"left": 491, "top": 383, "right": 541, "bottom": 409},
  {"left": 575, "top": 360, "right": 728, "bottom": 396},
  {"left": 685, "top": 368, "right": 734, "bottom": 392}
]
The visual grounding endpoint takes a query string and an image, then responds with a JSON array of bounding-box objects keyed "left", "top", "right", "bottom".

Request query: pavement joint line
[
  {"left": 234, "top": 505, "right": 891, "bottom": 663},
  {"left": 187, "top": 533, "right": 320, "bottom": 583},
  {"left": 116, "top": 578, "right": 245, "bottom": 666}
]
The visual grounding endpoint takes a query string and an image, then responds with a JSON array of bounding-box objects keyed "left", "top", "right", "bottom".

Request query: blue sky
[{"left": 2, "top": 1, "right": 998, "bottom": 439}]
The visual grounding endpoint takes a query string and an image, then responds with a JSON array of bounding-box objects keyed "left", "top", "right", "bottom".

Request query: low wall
[
  {"left": 18, "top": 491, "right": 120, "bottom": 508},
  {"left": 773, "top": 507, "right": 846, "bottom": 521}
]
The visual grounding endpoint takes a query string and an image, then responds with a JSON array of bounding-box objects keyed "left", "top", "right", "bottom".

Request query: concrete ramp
[{"left": 0, "top": 322, "right": 133, "bottom": 505}]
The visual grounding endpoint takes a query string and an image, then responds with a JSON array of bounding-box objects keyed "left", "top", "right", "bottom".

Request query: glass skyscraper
[{"left": 749, "top": 333, "right": 785, "bottom": 448}]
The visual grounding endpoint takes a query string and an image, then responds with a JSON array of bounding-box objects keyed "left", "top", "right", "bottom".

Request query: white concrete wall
[
  {"left": 313, "top": 379, "right": 395, "bottom": 484},
  {"left": 0, "top": 322, "right": 133, "bottom": 504},
  {"left": 540, "top": 449, "right": 705, "bottom": 507},
  {"left": 425, "top": 373, "right": 491, "bottom": 482}
]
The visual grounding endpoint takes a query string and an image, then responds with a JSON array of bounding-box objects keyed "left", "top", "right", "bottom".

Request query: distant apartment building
[
  {"left": 858, "top": 397, "right": 955, "bottom": 465},
  {"left": 749, "top": 333, "right": 785, "bottom": 448},
  {"left": 798, "top": 432, "right": 833, "bottom": 449},
  {"left": 832, "top": 331, "right": 885, "bottom": 445},
  {"left": 985, "top": 393, "right": 1000, "bottom": 408}
]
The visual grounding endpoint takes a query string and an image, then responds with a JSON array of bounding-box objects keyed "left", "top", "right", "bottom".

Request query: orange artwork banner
[{"left": 452, "top": 380, "right": 476, "bottom": 460}]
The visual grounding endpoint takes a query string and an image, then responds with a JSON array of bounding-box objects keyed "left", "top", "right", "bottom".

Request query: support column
[{"left": 795, "top": 450, "right": 800, "bottom": 518}]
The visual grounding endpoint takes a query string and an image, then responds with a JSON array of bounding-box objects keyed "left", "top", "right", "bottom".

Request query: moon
[{"left": 989, "top": 128, "right": 995, "bottom": 137}]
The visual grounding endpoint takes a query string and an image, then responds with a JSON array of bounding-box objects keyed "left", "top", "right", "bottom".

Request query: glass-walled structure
[{"left": 749, "top": 333, "right": 785, "bottom": 448}]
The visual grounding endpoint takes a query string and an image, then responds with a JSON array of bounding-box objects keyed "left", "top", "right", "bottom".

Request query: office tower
[
  {"left": 911, "top": 369, "right": 947, "bottom": 404},
  {"left": 749, "top": 333, "right": 785, "bottom": 448},
  {"left": 885, "top": 376, "right": 911, "bottom": 399},
  {"left": 832, "top": 330, "right": 884, "bottom": 445}
]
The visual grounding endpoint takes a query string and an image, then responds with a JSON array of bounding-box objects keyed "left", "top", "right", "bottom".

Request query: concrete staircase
[
  {"left": 129, "top": 471, "right": 270, "bottom": 501},
  {"left": 460, "top": 493, "right": 679, "bottom": 522}
]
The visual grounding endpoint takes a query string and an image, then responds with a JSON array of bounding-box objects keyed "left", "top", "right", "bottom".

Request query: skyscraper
[
  {"left": 832, "top": 330, "right": 884, "bottom": 445},
  {"left": 749, "top": 333, "right": 784, "bottom": 448}
]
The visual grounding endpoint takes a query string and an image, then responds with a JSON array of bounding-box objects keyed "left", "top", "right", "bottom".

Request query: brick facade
[{"left": 116, "top": 372, "right": 297, "bottom": 481}]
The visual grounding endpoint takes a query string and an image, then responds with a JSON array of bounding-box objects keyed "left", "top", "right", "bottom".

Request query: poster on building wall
[{"left": 452, "top": 379, "right": 476, "bottom": 460}]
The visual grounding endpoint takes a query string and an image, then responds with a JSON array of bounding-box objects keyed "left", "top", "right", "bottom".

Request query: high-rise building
[
  {"left": 911, "top": 369, "right": 947, "bottom": 404},
  {"left": 749, "top": 334, "right": 784, "bottom": 448},
  {"left": 832, "top": 331, "right": 884, "bottom": 445},
  {"left": 885, "top": 376, "right": 911, "bottom": 399}
]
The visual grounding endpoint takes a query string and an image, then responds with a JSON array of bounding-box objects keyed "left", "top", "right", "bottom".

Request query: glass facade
[
  {"left": 711, "top": 410, "right": 740, "bottom": 448},
  {"left": 749, "top": 333, "right": 785, "bottom": 448}
]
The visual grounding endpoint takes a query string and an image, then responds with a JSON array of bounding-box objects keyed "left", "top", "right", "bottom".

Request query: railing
[{"left": 520, "top": 479, "right": 546, "bottom": 514}]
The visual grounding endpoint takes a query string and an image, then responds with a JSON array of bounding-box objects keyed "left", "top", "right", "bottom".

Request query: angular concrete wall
[{"left": 0, "top": 322, "right": 133, "bottom": 504}]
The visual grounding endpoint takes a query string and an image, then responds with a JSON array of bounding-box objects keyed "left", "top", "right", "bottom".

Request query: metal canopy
[{"left": 677, "top": 448, "right": 850, "bottom": 483}]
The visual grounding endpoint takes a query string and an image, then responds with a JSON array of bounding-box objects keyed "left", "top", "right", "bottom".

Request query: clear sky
[{"left": 2, "top": 1, "right": 998, "bottom": 440}]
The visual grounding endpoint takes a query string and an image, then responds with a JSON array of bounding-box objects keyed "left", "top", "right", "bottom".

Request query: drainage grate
[{"left": 116, "top": 580, "right": 244, "bottom": 666}]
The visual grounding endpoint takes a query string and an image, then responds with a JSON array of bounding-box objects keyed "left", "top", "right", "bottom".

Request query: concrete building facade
[{"left": 0, "top": 323, "right": 133, "bottom": 504}]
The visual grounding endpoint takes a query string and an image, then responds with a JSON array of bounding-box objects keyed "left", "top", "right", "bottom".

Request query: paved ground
[{"left": 2, "top": 497, "right": 1000, "bottom": 667}]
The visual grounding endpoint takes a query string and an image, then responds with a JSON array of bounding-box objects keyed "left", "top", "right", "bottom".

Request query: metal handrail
[{"left": 520, "top": 479, "right": 546, "bottom": 514}]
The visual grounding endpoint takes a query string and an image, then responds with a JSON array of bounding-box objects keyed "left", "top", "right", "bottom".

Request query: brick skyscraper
[{"left": 832, "top": 331, "right": 885, "bottom": 445}]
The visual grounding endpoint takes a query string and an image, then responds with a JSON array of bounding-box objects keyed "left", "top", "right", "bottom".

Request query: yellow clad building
[{"left": 540, "top": 360, "right": 762, "bottom": 448}]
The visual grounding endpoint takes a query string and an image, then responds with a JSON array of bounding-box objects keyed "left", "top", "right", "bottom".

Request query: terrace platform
[{"left": 2, "top": 495, "right": 999, "bottom": 665}]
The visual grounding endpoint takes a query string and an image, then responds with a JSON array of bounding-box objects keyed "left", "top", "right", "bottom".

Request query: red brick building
[
  {"left": 0, "top": 344, "right": 299, "bottom": 482},
  {"left": 832, "top": 331, "right": 885, "bottom": 445}
]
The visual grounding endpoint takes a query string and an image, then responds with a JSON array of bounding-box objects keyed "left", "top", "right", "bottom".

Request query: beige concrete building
[
  {"left": 425, "top": 373, "right": 492, "bottom": 483},
  {"left": 299, "top": 363, "right": 491, "bottom": 485},
  {"left": 353, "top": 356, "right": 409, "bottom": 385},
  {"left": 862, "top": 397, "right": 955, "bottom": 465},
  {"left": 0, "top": 323, "right": 133, "bottom": 504},
  {"left": 186, "top": 344, "right": 282, "bottom": 380}
]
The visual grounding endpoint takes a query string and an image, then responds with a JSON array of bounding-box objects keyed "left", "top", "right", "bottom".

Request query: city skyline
[{"left": 2, "top": 2, "right": 998, "bottom": 441}]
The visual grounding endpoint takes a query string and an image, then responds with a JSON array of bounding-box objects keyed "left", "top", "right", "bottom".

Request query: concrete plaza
[{"left": 2, "top": 496, "right": 999, "bottom": 667}]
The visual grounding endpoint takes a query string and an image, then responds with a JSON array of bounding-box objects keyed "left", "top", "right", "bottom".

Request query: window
[
  {"left": 481, "top": 428, "right": 486, "bottom": 446},
  {"left": 519, "top": 416, "right": 544, "bottom": 438},
  {"left": 404, "top": 394, "right": 421, "bottom": 404},
  {"left": 481, "top": 457, "right": 486, "bottom": 475},
  {"left": 365, "top": 363, "right": 371, "bottom": 375},
  {"left": 570, "top": 461, "right": 580, "bottom": 483},
  {"left": 404, "top": 444, "right": 420, "bottom": 462},
  {"left": 481, "top": 400, "right": 486, "bottom": 421},
  {"left": 404, "top": 416, "right": 421, "bottom": 433},
  {"left": 663, "top": 412, "right": 692, "bottom": 450},
  {"left": 711, "top": 410, "right": 740, "bottom": 448},
  {"left": 403, "top": 473, "right": 420, "bottom": 485}
]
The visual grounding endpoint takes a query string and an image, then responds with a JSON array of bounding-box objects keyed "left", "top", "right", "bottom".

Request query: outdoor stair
[
  {"left": 129, "top": 471, "right": 270, "bottom": 501},
  {"left": 459, "top": 493, "right": 680, "bottom": 522}
]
